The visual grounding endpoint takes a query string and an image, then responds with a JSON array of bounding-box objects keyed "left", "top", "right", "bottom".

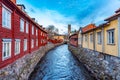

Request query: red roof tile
[{"left": 82, "top": 24, "right": 96, "bottom": 33}]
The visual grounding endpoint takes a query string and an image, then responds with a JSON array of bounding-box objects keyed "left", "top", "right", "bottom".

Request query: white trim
[
  {"left": 102, "top": 27, "right": 104, "bottom": 53},
  {"left": 15, "top": 39, "right": 20, "bottom": 55},
  {"left": 2, "top": 39, "right": 12, "bottom": 42},
  {"left": 2, "top": 39, "right": 12, "bottom": 61},
  {"left": 2, "top": 6, "right": 11, "bottom": 29},
  {"left": 107, "top": 29, "right": 115, "bottom": 44},
  {"left": 24, "top": 39, "right": 27, "bottom": 51},
  {"left": 32, "top": 25, "right": 34, "bottom": 35},
  {"left": 118, "top": 17, "right": 120, "bottom": 57},
  {"left": 20, "top": 18, "right": 24, "bottom": 32},
  {"left": 15, "top": 39, "right": 21, "bottom": 42},
  {"left": 2, "top": 3, "right": 12, "bottom": 13},
  {"left": 26, "top": 21, "right": 29, "bottom": 33}
]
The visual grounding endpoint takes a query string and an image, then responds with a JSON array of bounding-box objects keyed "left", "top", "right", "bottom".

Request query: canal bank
[
  {"left": 0, "top": 43, "right": 63, "bottom": 80},
  {"left": 68, "top": 45, "right": 120, "bottom": 80},
  {"left": 29, "top": 44, "right": 94, "bottom": 80}
]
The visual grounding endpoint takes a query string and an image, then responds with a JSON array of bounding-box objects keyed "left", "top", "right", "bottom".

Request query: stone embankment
[
  {"left": 0, "top": 43, "right": 63, "bottom": 80},
  {"left": 68, "top": 45, "right": 120, "bottom": 80}
]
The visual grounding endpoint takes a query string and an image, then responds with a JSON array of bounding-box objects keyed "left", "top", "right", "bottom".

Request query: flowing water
[{"left": 29, "top": 44, "right": 95, "bottom": 80}]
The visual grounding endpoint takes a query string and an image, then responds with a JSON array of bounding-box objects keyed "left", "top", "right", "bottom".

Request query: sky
[{"left": 17, "top": 0, "right": 120, "bottom": 34}]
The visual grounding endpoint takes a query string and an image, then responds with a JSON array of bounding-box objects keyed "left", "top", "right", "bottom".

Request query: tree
[
  {"left": 46, "top": 25, "right": 55, "bottom": 32},
  {"left": 46, "top": 25, "right": 59, "bottom": 39}
]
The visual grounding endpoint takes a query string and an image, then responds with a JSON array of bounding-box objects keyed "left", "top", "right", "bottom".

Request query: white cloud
[
  {"left": 78, "top": 0, "right": 120, "bottom": 27},
  {"left": 17, "top": 0, "right": 120, "bottom": 33},
  {"left": 21, "top": 2, "right": 79, "bottom": 34}
]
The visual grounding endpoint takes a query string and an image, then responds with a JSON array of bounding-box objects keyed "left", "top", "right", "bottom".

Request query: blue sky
[{"left": 17, "top": 0, "right": 120, "bottom": 34}]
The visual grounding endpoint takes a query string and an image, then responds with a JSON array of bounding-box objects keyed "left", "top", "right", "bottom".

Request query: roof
[
  {"left": 17, "top": 4, "right": 26, "bottom": 9},
  {"left": 105, "top": 8, "right": 120, "bottom": 21},
  {"left": 69, "top": 31, "right": 79, "bottom": 38},
  {"left": 82, "top": 24, "right": 96, "bottom": 33},
  {"left": 115, "top": 8, "right": 120, "bottom": 13},
  {"left": 4, "top": 0, "right": 47, "bottom": 33}
]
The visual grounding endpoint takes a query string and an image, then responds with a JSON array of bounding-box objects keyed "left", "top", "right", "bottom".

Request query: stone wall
[
  {"left": 68, "top": 45, "right": 120, "bottom": 80},
  {"left": 0, "top": 43, "right": 62, "bottom": 80}
]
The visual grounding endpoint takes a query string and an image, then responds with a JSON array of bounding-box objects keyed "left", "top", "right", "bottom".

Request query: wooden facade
[{"left": 0, "top": 0, "right": 47, "bottom": 69}]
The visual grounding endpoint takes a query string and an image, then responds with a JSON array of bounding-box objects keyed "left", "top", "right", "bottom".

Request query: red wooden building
[
  {"left": 0, "top": 0, "right": 47, "bottom": 69},
  {"left": 69, "top": 33, "right": 78, "bottom": 47}
]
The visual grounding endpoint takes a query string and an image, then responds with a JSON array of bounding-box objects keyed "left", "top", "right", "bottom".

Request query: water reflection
[{"left": 29, "top": 45, "right": 95, "bottom": 80}]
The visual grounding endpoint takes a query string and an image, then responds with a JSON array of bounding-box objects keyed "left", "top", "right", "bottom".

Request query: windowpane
[
  {"left": 20, "top": 19, "right": 24, "bottom": 32},
  {"left": 107, "top": 29, "right": 114, "bottom": 44},
  {"left": 2, "top": 7, "right": 11, "bottom": 29},
  {"left": 32, "top": 26, "right": 34, "bottom": 35},
  {"left": 36, "top": 29, "right": 38, "bottom": 36},
  {"left": 90, "top": 34, "right": 93, "bottom": 42},
  {"left": 24, "top": 39, "right": 27, "bottom": 51},
  {"left": 97, "top": 32, "right": 102, "bottom": 44},
  {"left": 2, "top": 39, "right": 11, "bottom": 60},
  {"left": 31, "top": 39, "right": 34, "bottom": 48},
  {"left": 3, "top": 43, "right": 6, "bottom": 57},
  {"left": 26, "top": 22, "right": 29, "bottom": 33},
  {"left": 15, "top": 39, "right": 20, "bottom": 55}
]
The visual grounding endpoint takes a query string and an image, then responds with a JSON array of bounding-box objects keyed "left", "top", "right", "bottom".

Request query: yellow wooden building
[
  {"left": 79, "top": 8, "right": 120, "bottom": 57},
  {"left": 53, "top": 35, "right": 65, "bottom": 41}
]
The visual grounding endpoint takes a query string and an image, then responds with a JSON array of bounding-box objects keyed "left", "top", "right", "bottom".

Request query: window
[
  {"left": 31, "top": 39, "right": 34, "bottom": 48},
  {"left": 36, "top": 39, "right": 38, "bottom": 46},
  {"left": 20, "top": 19, "right": 24, "bottom": 32},
  {"left": 32, "top": 25, "right": 34, "bottom": 35},
  {"left": 74, "top": 38, "right": 78, "bottom": 41},
  {"left": 15, "top": 39, "right": 20, "bottom": 55},
  {"left": 90, "top": 33, "right": 93, "bottom": 42},
  {"left": 97, "top": 32, "right": 102, "bottom": 44},
  {"left": 24, "top": 39, "right": 27, "bottom": 51},
  {"left": 36, "top": 29, "right": 38, "bottom": 36},
  {"left": 26, "top": 22, "right": 29, "bottom": 33},
  {"left": 2, "top": 6, "right": 11, "bottom": 29},
  {"left": 85, "top": 34, "right": 88, "bottom": 42},
  {"left": 41, "top": 32, "right": 42, "bottom": 36},
  {"left": 2, "top": 39, "right": 11, "bottom": 60},
  {"left": 107, "top": 29, "right": 115, "bottom": 44}
]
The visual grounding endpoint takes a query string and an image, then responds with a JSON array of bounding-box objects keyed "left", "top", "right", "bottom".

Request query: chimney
[
  {"left": 32, "top": 18, "right": 35, "bottom": 21},
  {"left": 115, "top": 8, "right": 120, "bottom": 13},
  {"left": 68, "top": 24, "right": 71, "bottom": 36},
  {"left": 40, "top": 25, "right": 43, "bottom": 28},
  {"left": 17, "top": 4, "right": 26, "bottom": 12},
  {"left": 11, "top": 0, "right": 16, "bottom": 4}
]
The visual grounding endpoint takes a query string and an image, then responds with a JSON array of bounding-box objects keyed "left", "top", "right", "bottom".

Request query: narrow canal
[{"left": 29, "top": 44, "right": 95, "bottom": 80}]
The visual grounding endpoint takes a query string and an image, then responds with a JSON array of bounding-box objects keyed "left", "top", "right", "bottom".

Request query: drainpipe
[
  {"left": 81, "top": 33, "right": 83, "bottom": 48},
  {"left": 102, "top": 27, "right": 104, "bottom": 53},
  {"left": 92, "top": 25, "right": 96, "bottom": 51},
  {"left": 118, "top": 17, "right": 120, "bottom": 57},
  {"left": 93, "top": 30, "right": 96, "bottom": 51}
]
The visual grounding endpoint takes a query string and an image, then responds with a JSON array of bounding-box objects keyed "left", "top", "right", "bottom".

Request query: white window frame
[
  {"left": 15, "top": 39, "right": 20, "bottom": 55},
  {"left": 2, "top": 39, "right": 11, "bottom": 61},
  {"left": 41, "top": 32, "right": 42, "bottom": 36},
  {"left": 90, "top": 33, "right": 93, "bottom": 42},
  {"left": 2, "top": 5, "right": 12, "bottom": 29},
  {"left": 85, "top": 34, "right": 88, "bottom": 42},
  {"left": 20, "top": 18, "right": 24, "bottom": 32},
  {"left": 24, "top": 39, "right": 27, "bottom": 51},
  {"left": 97, "top": 32, "right": 102, "bottom": 44},
  {"left": 31, "top": 39, "right": 34, "bottom": 48},
  {"left": 26, "top": 22, "right": 29, "bottom": 33},
  {"left": 36, "top": 28, "right": 38, "bottom": 36},
  {"left": 107, "top": 29, "right": 115, "bottom": 44},
  {"left": 32, "top": 25, "right": 34, "bottom": 35},
  {"left": 36, "top": 39, "right": 38, "bottom": 46}
]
